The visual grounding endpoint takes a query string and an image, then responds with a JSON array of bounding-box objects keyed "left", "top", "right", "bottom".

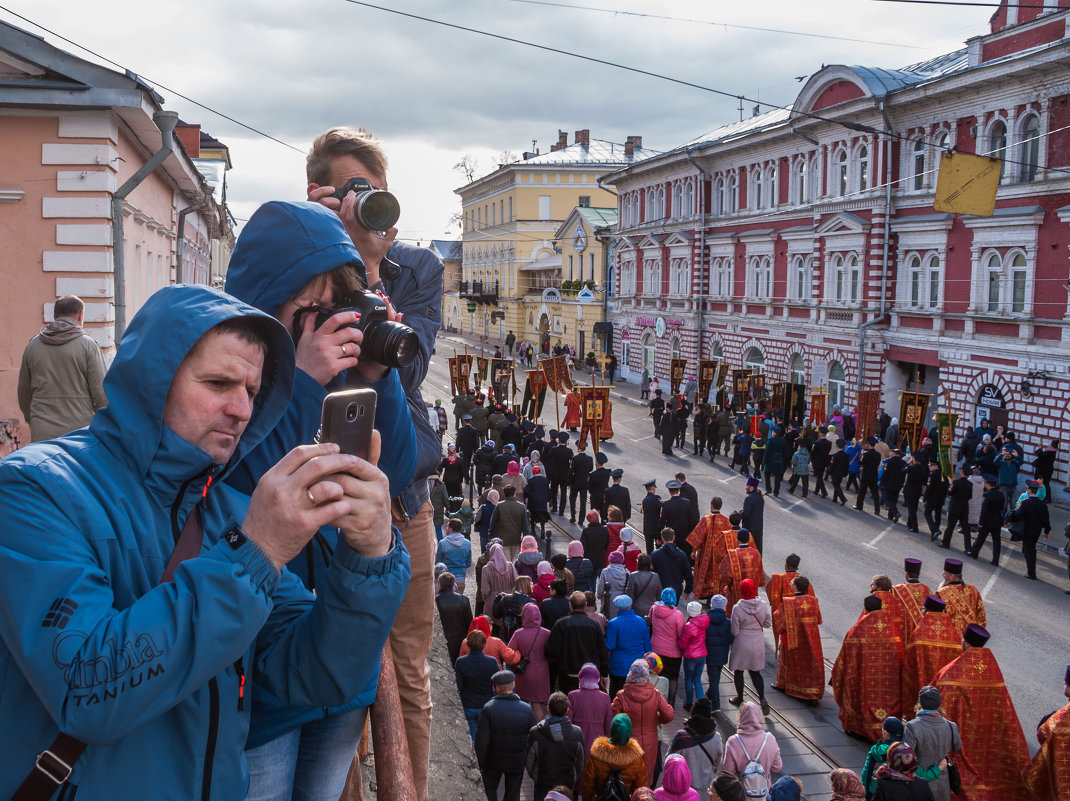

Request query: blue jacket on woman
[
  {"left": 0, "top": 285, "right": 410, "bottom": 800},
  {"left": 224, "top": 202, "right": 418, "bottom": 747},
  {"left": 605, "top": 608, "right": 652, "bottom": 676}
]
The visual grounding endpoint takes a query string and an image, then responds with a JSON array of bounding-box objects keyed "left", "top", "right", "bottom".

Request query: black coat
[
  {"left": 526, "top": 475, "right": 551, "bottom": 514},
  {"left": 642, "top": 492, "right": 663, "bottom": 542},
  {"left": 436, "top": 589, "right": 473, "bottom": 663},
  {"left": 651, "top": 542, "right": 693, "bottom": 596},
  {"left": 882, "top": 455, "right": 906, "bottom": 492},
  {"left": 455, "top": 648, "right": 500, "bottom": 709},
  {"left": 923, "top": 471, "right": 948, "bottom": 507},
  {"left": 492, "top": 453, "right": 519, "bottom": 476},
  {"left": 860, "top": 448, "right": 882, "bottom": 482},
  {"left": 661, "top": 495, "right": 698, "bottom": 545},
  {"left": 903, "top": 462, "right": 928, "bottom": 499},
  {"left": 545, "top": 611, "right": 610, "bottom": 677},
  {"left": 872, "top": 777, "right": 935, "bottom": 801},
  {"left": 946, "top": 476, "right": 973, "bottom": 515},
  {"left": 545, "top": 445, "right": 573, "bottom": 482},
  {"left": 811, "top": 438, "right": 832, "bottom": 472},
  {"left": 475, "top": 693, "right": 537, "bottom": 773},
  {"left": 604, "top": 484, "right": 632, "bottom": 520},
  {"left": 1009, "top": 495, "right": 1051, "bottom": 536},
  {"left": 979, "top": 487, "right": 1006, "bottom": 528},
  {"left": 829, "top": 450, "right": 850, "bottom": 481},
  {"left": 588, "top": 467, "right": 611, "bottom": 507},
  {"left": 679, "top": 481, "right": 700, "bottom": 518},
  {"left": 569, "top": 452, "right": 594, "bottom": 489},
  {"left": 456, "top": 424, "right": 480, "bottom": 458},
  {"left": 741, "top": 490, "right": 764, "bottom": 533},
  {"left": 764, "top": 435, "right": 788, "bottom": 474},
  {"left": 501, "top": 422, "right": 523, "bottom": 451},
  {"left": 525, "top": 714, "right": 585, "bottom": 790},
  {"left": 580, "top": 523, "right": 610, "bottom": 574},
  {"left": 474, "top": 446, "right": 496, "bottom": 482}
]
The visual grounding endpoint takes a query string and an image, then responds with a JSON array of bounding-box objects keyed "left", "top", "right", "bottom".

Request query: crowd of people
[{"left": 433, "top": 396, "right": 1068, "bottom": 801}]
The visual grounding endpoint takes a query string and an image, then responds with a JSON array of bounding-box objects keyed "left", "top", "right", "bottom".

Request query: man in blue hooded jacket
[
  {"left": 0, "top": 284, "right": 410, "bottom": 800},
  {"left": 223, "top": 200, "right": 418, "bottom": 799}
]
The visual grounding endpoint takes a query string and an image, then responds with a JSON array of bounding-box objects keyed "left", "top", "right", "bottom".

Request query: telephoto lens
[
  {"left": 354, "top": 190, "right": 401, "bottom": 232},
  {"left": 363, "top": 319, "right": 419, "bottom": 369}
]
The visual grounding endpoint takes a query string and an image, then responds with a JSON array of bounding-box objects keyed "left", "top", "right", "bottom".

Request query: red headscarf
[
  {"left": 740, "top": 578, "right": 758, "bottom": 600},
  {"left": 467, "top": 616, "right": 491, "bottom": 636}
]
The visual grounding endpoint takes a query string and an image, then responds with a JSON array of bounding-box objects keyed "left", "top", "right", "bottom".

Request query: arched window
[
  {"left": 926, "top": 253, "right": 941, "bottom": 310},
  {"left": 644, "top": 259, "right": 661, "bottom": 296},
  {"left": 728, "top": 174, "right": 738, "bottom": 214},
  {"left": 789, "top": 353, "right": 806, "bottom": 384},
  {"left": 1018, "top": 114, "right": 1040, "bottom": 183},
  {"left": 847, "top": 254, "right": 861, "bottom": 302},
  {"left": 712, "top": 257, "right": 732, "bottom": 297},
  {"left": 671, "top": 336, "right": 681, "bottom": 361},
  {"left": 836, "top": 149, "right": 848, "bottom": 196},
  {"left": 912, "top": 139, "right": 926, "bottom": 191},
  {"left": 710, "top": 339, "right": 724, "bottom": 360},
  {"left": 744, "top": 347, "right": 765, "bottom": 372},
  {"left": 857, "top": 145, "right": 869, "bottom": 192},
  {"left": 986, "top": 252, "right": 1002, "bottom": 312},
  {"left": 795, "top": 160, "right": 807, "bottom": 206},
  {"left": 670, "top": 258, "right": 689, "bottom": 295},
  {"left": 715, "top": 178, "right": 725, "bottom": 216},
  {"left": 988, "top": 119, "right": 1008, "bottom": 180},
  {"left": 1011, "top": 252, "right": 1028, "bottom": 313},
  {"left": 792, "top": 255, "right": 810, "bottom": 301},
  {"left": 682, "top": 181, "right": 693, "bottom": 218},
  {"left": 643, "top": 334, "right": 655, "bottom": 376},
  {"left": 672, "top": 183, "right": 682, "bottom": 219},
  {"left": 831, "top": 254, "right": 845, "bottom": 302},
  {"left": 907, "top": 254, "right": 923, "bottom": 308},
  {"left": 767, "top": 166, "right": 777, "bottom": 209},
  {"left": 753, "top": 167, "right": 763, "bottom": 210},
  {"left": 828, "top": 361, "right": 846, "bottom": 410}
]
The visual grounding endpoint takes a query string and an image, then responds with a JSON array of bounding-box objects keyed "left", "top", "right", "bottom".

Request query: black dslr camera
[
  {"left": 292, "top": 289, "right": 419, "bottom": 369},
  {"left": 331, "top": 177, "right": 401, "bottom": 232}
]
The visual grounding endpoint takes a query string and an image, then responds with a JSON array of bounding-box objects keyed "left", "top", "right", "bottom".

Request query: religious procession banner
[
  {"left": 697, "top": 359, "right": 718, "bottom": 407},
  {"left": 748, "top": 372, "right": 766, "bottom": 404},
  {"left": 491, "top": 359, "right": 516, "bottom": 405},
  {"left": 670, "top": 358, "right": 688, "bottom": 396},
  {"left": 521, "top": 370, "right": 547, "bottom": 420},
  {"left": 855, "top": 389, "right": 881, "bottom": 442},
  {"left": 935, "top": 412, "right": 959, "bottom": 479},
  {"left": 809, "top": 391, "right": 828, "bottom": 426},
  {"left": 448, "top": 354, "right": 474, "bottom": 395},
  {"left": 732, "top": 369, "right": 750, "bottom": 412},
  {"left": 772, "top": 382, "right": 807, "bottom": 425},
  {"left": 579, "top": 385, "right": 613, "bottom": 452},
  {"left": 898, "top": 391, "right": 931, "bottom": 452},
  {"left": 540, "top": 354, "right": 574, "bottom": 394},
  {"left": 475, "top": 356, "right": 489, "bottom": 386}
]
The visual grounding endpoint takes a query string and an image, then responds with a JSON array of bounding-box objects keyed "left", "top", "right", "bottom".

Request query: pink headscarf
[
  {"left": 537, "top": 560, "right": 553, "bottom": 576},
  {"left": 486, "top": 489, "right": 499, "bottom": 504},
  {"left": 488, "top": 544, "right": 510, "bottom": 574},
  {"left": 578, "top": 662, "right": 601, "bottom": 690},
  {"left": 568, "top": 540, "right": 584, "bottom": 558},
  {"left": 520, "top": 535, "right": 539, "bottom": 554},
  {"left": 506, "top": 461, "right": 521, "bottom": 476}
]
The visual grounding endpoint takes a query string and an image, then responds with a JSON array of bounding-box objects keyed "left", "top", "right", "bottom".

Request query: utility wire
[
  {"left": 871, "top": 0, "right": 1052, "bottom": 8},
  {"left": 509, "top": 0, "right": 927, "bottom": 50},
  {"left": 0, "top": 4, "right": 304, "bottom": 153}
]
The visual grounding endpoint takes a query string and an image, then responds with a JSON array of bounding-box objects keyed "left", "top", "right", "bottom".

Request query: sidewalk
[{"left": 438, "top": 328, "right": 1070, "bottom": 565}]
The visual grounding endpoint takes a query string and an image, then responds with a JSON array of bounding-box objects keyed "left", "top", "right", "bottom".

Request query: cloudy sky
[{"left": 2, "top": 0, "right": 994, "bottom": 244}]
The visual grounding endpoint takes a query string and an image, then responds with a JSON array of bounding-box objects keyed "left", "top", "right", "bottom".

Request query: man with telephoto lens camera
[{"left": 306, "top": 127, "right": 445, "bottom": 801}]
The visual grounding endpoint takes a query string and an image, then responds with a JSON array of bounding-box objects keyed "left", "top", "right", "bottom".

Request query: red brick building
[{"left": 605, "top": 2, "right": 1070, "bottom": 485}]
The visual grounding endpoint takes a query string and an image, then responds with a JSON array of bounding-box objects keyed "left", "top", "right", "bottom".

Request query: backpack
[
  {"left": 596, "top": 769, "right": 630, "bottom": 801},
  {"left": 738, "top": 732, "right": 770, "bottom": 798}
]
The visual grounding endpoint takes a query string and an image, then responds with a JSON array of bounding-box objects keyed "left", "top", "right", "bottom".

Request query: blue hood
[
  {"left": 225, "top": 201, "right": 363, "bottom": 316},
  {"left": 90, "top": 284, "right": 294, "bottom": 483}
]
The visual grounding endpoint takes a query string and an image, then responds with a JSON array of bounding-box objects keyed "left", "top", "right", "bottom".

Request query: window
[
  {"left": 728, "top": 174, "right": 738, "bottom": 214},
  {"left": 1018, "top": 114, "right": 1040, "bottom": 183},
  {"left": 672, "top": 183, "right": 682, "bottom": 218},
  {"left": 1011, "top": 252, "right": 1027, "bottom": 312},
  {"left": 621, "top": 260, "right": 636, "bottom": 295},
  {"left": 912, "top": 139, "right": 926, "bottom": 191},
  {"left": 986, "top": 252, "right": 1002, "bottom": 312},
  {"left": 828, "top": 361, "right": 846, "bottom": 410},
  {"left": 669, "top": 258, "right": 689, "bottom": 295},
  {"left": 836, "top": 149, "right": 848, "bottom": 196},
  {"left": 789, "top": 354, "right": 806, "bottom": 384},
  {"left": 795, "top": 160, "right": 807, "bottom": 206},
  {"left": 847, "top": 254, "right": 861, "bottom": 302},
  {"left": 579, "top": 195, "right": 591, "bottom": 207},
  {"left": 715, "top": 178, "right": 725, "bottom": 216},
  {"left": 988, "top": 119, "right": 1008, "bottom": 180},
  {"left": 857, "top": 146, "right": 869, "bottom": 192},
  {"left": 508, "top": 197, "right": 513, "bottom": 221},
  {"left": 905, "top": 252, "right": 941, "bottom": 310},
  {"left": 538, "top": 195, "right": 551, "bottom": 220},
  {"left": 710, "top": 340, "right": 724, "bottom": 360},
  {"left": 767, "top": 166, "right": 776, "bottom": 208},
  {"left": 568, "top": 255, "right": 574, "bottom": 281},
  {"left": 644, "top": 258, "right": 661, "bottom": 295},
  {"left": 830, "top": 253, "right": 861, "bottom": 304},
  {"left": 748, "top": 257, "right": 772, "bottom": 300},
  {"left": 744, "top": 347, "right": 765, "bottom": 372},
  {"left": 643, "top": 334, "right": 655, "bottom": 375},
  {"left": 681, "top": 181, "right": 693, "bottom": 218},
  {"left": 671, "top": 337, "right": 681, "bottom": 361},
  {"left": 712, "top": 257, "right": 733, "bottom": 297},
  {"left": 927, "top": 254, "right": 941, "bottom": 309},
  {"left": 491, "top": 204, "right": 496, "bottom": 226},
  {"left": 752, "top": 168, "right": 762, "bottom": 210},
  {"left": 791, "top": 255, "right": 811, "bottom": 301}
]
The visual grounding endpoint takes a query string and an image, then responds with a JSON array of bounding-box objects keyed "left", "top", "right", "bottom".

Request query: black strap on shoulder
[{"left": 11, "top": 505, "right": 205, "bottom": 800}]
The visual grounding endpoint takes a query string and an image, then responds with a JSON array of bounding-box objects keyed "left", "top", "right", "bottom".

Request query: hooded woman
[
  {"left": 613, "top": 659, "right": 675, "bottom": 787},
  {"left": 649, "top": 588, "right": 686, "bottom": 706},
  {"left": 617, "top": 526, "right": 642, "bottom": 573},
  {"left": 508, "top": 603, "right": 552, "bottom": 720},
  {"left": 516, "top": 534, "right": 544, "bottom": 580},
  {"left": 501, "top": 459, "right": 527, "bottom": 501},
  {"left": 828, "top": 768, "right": 866, "bottom": 801},
  {"left": 872, "top": 742, "right": 934, "bottom": 801},
  {"left": 475, "top": 489, "right": 499, "bottom": 552},
  {"left": 527, "top": 464, "right": 552, "bottom": 540},
  {"left": 679, "top": 601, "right": 710, "bottom": 710},
  {"left": 597, "top": 551, "right": 632, "bottom": 619},
  {"left": 668, "top": 697, "right": 723, "bottom": 794},
  {"left": 566, "top": 540, "right": 596, "bottom": 594},
  {"left": 656, "top": 754, "right": 700, "bottom": 801},
  {"left": 722, "top": 702, "right": 782, "bottom": 787},
  {"left": 534, "top": 560, "right": 556, "bottom": 603},
  {"left": 728, "top": 579, "right": 772, "bottom": 715},
  {"left": 481, "top": 543, "right": 518, "bottom": 628},
  {"left": 569, "top": 663, "right": 613, "bottom": 756},
  {"left": 523, "top": 449, "right": 542, "bottom": 480},
  {"left": 581, "top": 714, "right": 647, "bottom": 801}
]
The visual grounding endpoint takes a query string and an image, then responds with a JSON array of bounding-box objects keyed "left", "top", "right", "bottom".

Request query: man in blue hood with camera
[{"left": 0, "top": 284, "right": 410, "bottom": 799}]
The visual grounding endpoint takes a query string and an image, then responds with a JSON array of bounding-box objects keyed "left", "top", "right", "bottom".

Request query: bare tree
[
  {"left": 497, "top": 150, "right": 518, "bottom": 166},
  {"left": 453, "top": 155, "right": 479, "bottom": 183}
]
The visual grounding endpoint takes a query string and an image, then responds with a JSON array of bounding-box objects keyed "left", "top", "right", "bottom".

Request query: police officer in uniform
[
  {"left": 641, "top": 479, "right": 663, "bottom": 554},
  {"left": 568, "top": 440, "right": 594, "bottom": 524},
  {"left": 588, "top": 452, "right": 611, "bottom": 521},
  {"left": 604, "top": 469, "right": 631, "bottom": 522}
]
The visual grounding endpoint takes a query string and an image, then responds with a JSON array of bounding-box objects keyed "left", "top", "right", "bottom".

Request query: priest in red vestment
[
  {"left": 889, "top": 557, "right": 931, "bottom": 636},
  {"left": 1023, "top": 664, "right": 1070, "bottom": 801},
  {"left": 935, "top": 558, "right": 985, "bottom": 634},
  {"left": 562, "top": 387, "right": 582, "bottom": 430},
  {"left": 830, "top": 594, "right": 903, "bottom": 741},
  {"left": 772, "top": 576, "right": 824, "bottom": 701},
  {"left": 766, "top": 553, "right": 815, "bottom": 644},
  {"left": 932, "top": 624, "right": 1029, "bottom": 801},
  {"left": 686, "top": 497, "right": 732, "bottom": 599},
  {"left": 901, "top": 594, "right": 961, "bottom": 717},
  {"left": 717, "top": 528, "right": 766, "bottom": 613}
]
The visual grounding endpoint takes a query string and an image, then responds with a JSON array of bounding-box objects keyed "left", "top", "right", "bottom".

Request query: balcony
[{"left": 459, "top": 279, "right": 499, "bottom": 305}]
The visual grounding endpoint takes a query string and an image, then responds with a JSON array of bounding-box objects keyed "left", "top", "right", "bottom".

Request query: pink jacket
[
  {"left": 678, "top": 615, "right": 710, "bottom": 659},
  {"left": 649, "top": 602, "right": 685, "bottom": 658},
  {"left": 722, "top": 703, "right": 782, "bottom": 779}
]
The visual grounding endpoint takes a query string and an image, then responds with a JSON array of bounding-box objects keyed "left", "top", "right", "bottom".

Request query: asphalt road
[{"left": 421, "top": 351, "right": 1068, "bottom": 753}]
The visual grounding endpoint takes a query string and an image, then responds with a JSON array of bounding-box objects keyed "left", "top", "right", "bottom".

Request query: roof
[
  {"left": 575, "top": 207, "right": 617, "bottom": 229},
  {"left": 514, "top": 138, "right": 660, "bottom": 167},
  {"left": 520, "top": 252, "right": 562, "bottom": 271},
  {"left": 684, "top": 106, "right": 792, "bottom": 149},
  {"left": 430, "top": 239, "right": 463, "bottom": 261}
]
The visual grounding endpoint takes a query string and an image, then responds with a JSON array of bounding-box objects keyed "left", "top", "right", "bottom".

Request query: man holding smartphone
[{"left": 306, "top": 127, "right": 445, "bottom": 801}]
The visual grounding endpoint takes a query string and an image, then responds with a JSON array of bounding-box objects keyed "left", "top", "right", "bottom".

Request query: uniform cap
[
  {"left": 558, "top": 432, "right": 570, "bottom": 442},
  {"left": 666, "top": 480, "right": 682, "bottom": 490},
  {"left": 610, "top": 468, "right": 624, "bottom": 478},
  {"left": 596, "top": 452, "right": 608, "bottom": 465},
  {"left": 462, "top": 413, "right": 473, "bottom": 420},
  {"left": 643, "top": 479, "right": 657, "bottom": 487},
  {"left": 1026, "top": 479, "right": 1041, "bottom": 489},
  {"left": 982, "top": 473, "right": 998, "bottom": 484}
]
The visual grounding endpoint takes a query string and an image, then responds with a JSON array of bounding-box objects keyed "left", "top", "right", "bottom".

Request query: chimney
[
  {"left": 550, "top": 129, "right": 568, "bottom": 152},
  {"left": 624, "top": 135, "right": 642, "bottom": 157},
  {"left": 175, "top": 123, "right": 201, "bottom": 158},
  {"left": 575, "top": 129, "right": 590, "bottom": 148}
]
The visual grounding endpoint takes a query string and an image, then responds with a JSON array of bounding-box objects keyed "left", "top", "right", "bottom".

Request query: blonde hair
[{"left": 307, "top": 127, "right": 388, "bottom": 185}]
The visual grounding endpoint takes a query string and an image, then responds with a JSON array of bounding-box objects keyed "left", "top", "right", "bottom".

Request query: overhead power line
[
  {"left": 510, "top": 0, "right": 928, "bottom": 50},
  {"left": 0, "top": 4, "right": 304, "bottom": 153},
  {"left": 871, "top": 0, "right": 1053, "bottom": 8}
]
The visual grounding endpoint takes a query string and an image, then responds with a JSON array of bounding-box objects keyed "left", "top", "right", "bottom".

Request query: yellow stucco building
[{"left": 445, "top": 129, "right": 654, "bottom": 358}]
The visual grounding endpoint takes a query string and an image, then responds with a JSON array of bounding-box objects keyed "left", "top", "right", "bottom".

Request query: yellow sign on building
[{"left": 934, "top": 151, "right": 1001, "bottom": 217}]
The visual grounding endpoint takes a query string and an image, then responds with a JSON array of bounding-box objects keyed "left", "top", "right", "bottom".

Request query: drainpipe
[
  {"left": 112, "top": 110, "right": 179, "bottom": 341},
  {"left": 685, "top": 147, "right": 709, "bottom": 360},
  {"left": 856, "top": 103, "right": 895, "bottom": 392}
]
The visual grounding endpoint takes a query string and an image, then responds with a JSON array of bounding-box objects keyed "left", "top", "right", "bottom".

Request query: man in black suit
[
  {"left": 603, "top": 469, "right": 631, "bottom": 521},
  {"left": 661, "top": 480, "right": 699, "bottom": 560},
  {"left": 1006, "top": 479, "right": 1051, "bottom": 579},
  {"left": 435, "top": 572, "right": 473, "bottom": 664},
  {"left": 587, "top": 452, "right": 611, "bottom": 520},
  {"left": 970, "top": 474, "right": 1006, "bottom": 566},
  {"left": 649, "top": 389, "right": 665, "bottom": 439},
  {"left": 922, "top": 460, "right": 948, "bottom": 537},
  {"left": 940, "top": 464, "right": 974, "bottom": 552},
  {"left": 641, "top": 479, "right": 663, "bottom": 554},
  {"left": 545, "top": 432, "right": 573, "bottom": 515},
  {"left": 882, "top": 448, "right": 906, "bottom": 523},
  {"left": 568, "top": 440, "right": 594, "bottom": 523},
  {"left": 675, "top": 471, "right": 700, "bottom": 521},
  {"left": 855, "top": 437, "right": 882, "bottom": 515},
  {"left": 810, "top": 435, "right": 832, "bottom": 498}
]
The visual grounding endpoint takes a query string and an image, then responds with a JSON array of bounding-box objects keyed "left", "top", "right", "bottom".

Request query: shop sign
[
  {"left": 655, "top": 317, "right": 666, "bottom": 338},
  {"left": 635, "top": 316, "right": 657, "bottom": 327}
]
